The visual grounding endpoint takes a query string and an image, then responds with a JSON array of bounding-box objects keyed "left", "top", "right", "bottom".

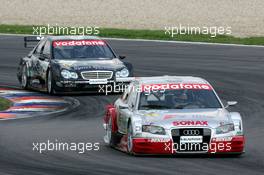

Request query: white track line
[
  {"left": 104, "top": 37, "right": 264, "bottom": 48},
  {"left": 0, "top": 33, "right": 263, "bottom": 48}
]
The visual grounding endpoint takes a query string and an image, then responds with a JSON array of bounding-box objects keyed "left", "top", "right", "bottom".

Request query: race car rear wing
[{"left": 24, "top": 36, "right": 44, "bottom": 48}]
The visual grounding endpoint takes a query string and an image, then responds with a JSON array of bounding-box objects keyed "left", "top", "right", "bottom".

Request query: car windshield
[
  {"left": 52, "top": 40, "right": 115, "bottom": 60},
  {"left": 138, "top": 88, "right": 222, "bottom": 110}
]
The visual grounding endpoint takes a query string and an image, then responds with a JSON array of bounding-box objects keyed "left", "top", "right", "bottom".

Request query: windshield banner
[
  {"left": 53, "top": 40, "right": 105, "bottom": 47},
  {"left": 141, "top": 83, "right": 212, "bottom": 92}
]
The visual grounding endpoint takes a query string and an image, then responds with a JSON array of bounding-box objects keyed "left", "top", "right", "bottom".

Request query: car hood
[
  {"left": 136, "top": 108, "right": 232, "bottom": 129},
  {"left": 53, "top": 58, "right": 125, "bottom": 71}
]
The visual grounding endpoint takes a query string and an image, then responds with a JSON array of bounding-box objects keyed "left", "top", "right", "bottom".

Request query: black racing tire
[
  {"left": 127, "top": 121, "right": 134, "bottom": 154},
  {"left": 46, "top": 69, "right": 56, "bottom": 94},
  {"left": 106, "top": 117, "right": 119, "bottom": 147},
  {"left": 21, "top": 65, "right": 29, "bottom": 89}
]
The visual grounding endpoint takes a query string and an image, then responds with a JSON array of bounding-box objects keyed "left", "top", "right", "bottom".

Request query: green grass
[
  {"left": 0, "top": 24, "right": 264, "bottom": 45},
  {"left": 0, "top": 97, "right": 12, "bottom": 111}
]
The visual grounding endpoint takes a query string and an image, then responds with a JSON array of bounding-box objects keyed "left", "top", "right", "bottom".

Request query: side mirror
[
  {"left": 39, "top": 54, "right": 46, "bottom": 61},
  {"left": 39, "top": 54, "right": 50, "bottom": 61},
  {"left": 119, "top": 55, "right": 126, "bottom": 59},
  {"left": 225, "top": 101, "right": 238, "bottom": 108},
  {"left": 119, "top": 103, "right": 129, "bottom": 109}
]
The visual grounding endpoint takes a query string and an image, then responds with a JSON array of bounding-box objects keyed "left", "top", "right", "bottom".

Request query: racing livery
[
  {"left": 17, "top": 36, "right": 133, "bottom": 94},
  {"left": 103, "top": 76, "right": 245, "bottom": 155}
]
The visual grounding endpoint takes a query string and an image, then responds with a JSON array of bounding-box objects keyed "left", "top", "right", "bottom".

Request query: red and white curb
[{"left": 0, "top": 87, "right": 79, "bottom": 120}]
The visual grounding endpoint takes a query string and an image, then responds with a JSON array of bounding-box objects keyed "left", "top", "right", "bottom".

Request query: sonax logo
[{"left": 173, "top": 120, "right": 208, "bottom": 126}]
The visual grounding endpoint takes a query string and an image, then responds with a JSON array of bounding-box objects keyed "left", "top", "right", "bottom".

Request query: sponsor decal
[
  {"left": 149, "top": 138, "right": 170, "bottom": 143},
  {"left": 164, "top": 114, "right": 210, "bottom": 120},
  {"left": 192, "top": 114, "right": 211, "bottom": 118},
  {"left": 173, "top": 120, "right": 208, "bottom": 126},
  {"left": 144, "top": 112, "right": 159, "bottom": 117},
  {"left": 89, "top": 79, "right": 108, "bottom": 85},
  {"left": 180, "top": 136, "right": 203, "bottom": 143},
  {"left": 212, "top": 137, "right": 232, "bottom": 142},
  {"left": 53, "top": 40, "right": 105, "bottom": 47},
  {"left": 163, "top": 114, "right": 177, "bottom": 119},
  {"left": 73, "top": 66, "right": 108, "bottom": 71},
  {"left": 141, "top": 83, "right": 212, "bottom": 92}
]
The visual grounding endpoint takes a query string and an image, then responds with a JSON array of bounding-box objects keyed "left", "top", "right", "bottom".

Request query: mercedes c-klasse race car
[
  {"left": 17, "top": 36, "right": 133, "bottom": 94},
  {"left": 103, "top": 76, "right": 245, "bottom": 155}
]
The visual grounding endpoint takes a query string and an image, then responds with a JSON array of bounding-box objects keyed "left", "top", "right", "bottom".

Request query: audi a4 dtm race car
[
  {"left": 103, "top": 76, "right": 245, "bottom": 155},
  {"left": 17, "top": 36, "right": 133, "bottom": 94}
]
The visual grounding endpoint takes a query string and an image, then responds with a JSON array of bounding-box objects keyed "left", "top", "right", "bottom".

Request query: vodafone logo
[
  {"left": 53, "top": 40, "right": 105, "bottom": 47},
  {"left": 173, "top": 120, "right": 208, "bottom": 126},
  {"left": 141, "top": 83, "right": 212, "bottom": 92}
]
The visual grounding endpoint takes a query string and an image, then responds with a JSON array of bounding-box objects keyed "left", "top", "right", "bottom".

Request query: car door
[
  {"left": 37, "top": 40, "right": 51, "bottom": 84},
  {"left": 30, "top": 39, "right": 46, "bottom": 83},
  {"left": 116, "top": 84, "right": 136, "bottom": 134}
]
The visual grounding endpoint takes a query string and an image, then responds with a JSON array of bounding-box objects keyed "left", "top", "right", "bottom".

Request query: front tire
[
  {"left": 47, "top": 69, "right": 55, "bottom": 94},
  {"left": 106, "top": 117, "right": 120, "bottom": 147},
  {"left": 106, "top": 117, "right": 113, "bottom": 146},
  {"left": 21, "top": 65, "right": 29, "bottom": 89},
  {"left": 127, "top": 122, "right": 134, "bottom": 154}
]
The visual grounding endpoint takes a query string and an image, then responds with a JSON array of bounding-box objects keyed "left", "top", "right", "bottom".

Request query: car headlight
[
  {"left": 142, "top": 125, "right": 166, "bottom": 135},
  {"left": 216, "top": 124, "right": 234, "bottom": 134},
  {"left": 116, "top": 68, "right": 129, "bottom": 78},
  {"left": 120, "top": 68, "right": 129, "bottom": 77},
  {"left": 61, "top": 70, "right": 78, "bottom": 79}
]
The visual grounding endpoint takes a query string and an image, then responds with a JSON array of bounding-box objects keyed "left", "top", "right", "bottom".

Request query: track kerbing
[{"left": 0, "top": 87, "right": 78, "bottom": 120}]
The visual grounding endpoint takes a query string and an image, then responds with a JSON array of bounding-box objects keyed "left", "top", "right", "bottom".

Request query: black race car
[{"left": 17, "top": 36, "right": 134, "bottom": 94}]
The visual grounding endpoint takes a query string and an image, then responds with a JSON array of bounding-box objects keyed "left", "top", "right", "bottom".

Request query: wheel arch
[
  {"left": 18, "top": 60, "right": 29, "bottom": 80},
  {"left": 105, "top": 105, "right": 118, "bottom": 132}
]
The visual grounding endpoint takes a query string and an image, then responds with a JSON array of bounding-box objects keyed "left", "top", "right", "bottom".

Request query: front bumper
[
  {"left": 130, "top": 136, "right": 245, "bottom": 155},
  {"left": 54, "top": 77, "right": 134, "bottom": 93}
]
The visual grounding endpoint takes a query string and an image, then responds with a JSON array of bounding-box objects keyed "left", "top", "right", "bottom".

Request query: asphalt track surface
[{"left": 0, "top": 35, "right": 264, "bottom": 175}]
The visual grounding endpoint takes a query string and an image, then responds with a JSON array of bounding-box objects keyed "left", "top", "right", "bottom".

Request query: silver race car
[{"left": 103, "top": 76, "right": 245, "bottom": 155}]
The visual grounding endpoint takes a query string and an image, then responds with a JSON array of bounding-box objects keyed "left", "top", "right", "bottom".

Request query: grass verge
[
  {"left": 0, "top": 24, "right": 264, "bottom": 45},
  {"left": 0, "top": 97, "right": 12, "bottom": 111}
]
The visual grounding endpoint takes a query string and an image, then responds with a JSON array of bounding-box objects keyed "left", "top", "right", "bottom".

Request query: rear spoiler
[{"left": 24, "top": 36, "right": 44, "bottom": 48}]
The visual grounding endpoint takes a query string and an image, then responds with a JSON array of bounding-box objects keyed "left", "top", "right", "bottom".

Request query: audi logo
[{"left": 183, "top": 129, "right": 200, "bottom": 135}]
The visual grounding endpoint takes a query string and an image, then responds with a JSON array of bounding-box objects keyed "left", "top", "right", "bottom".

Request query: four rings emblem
[{"left": 183, "top": 129, "right": 200, "bottom": 135}]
